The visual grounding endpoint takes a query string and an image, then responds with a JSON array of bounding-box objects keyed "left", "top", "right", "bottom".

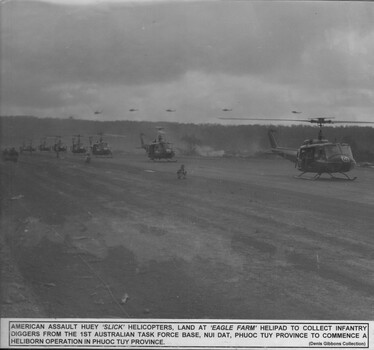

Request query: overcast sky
[{"left": 1, "top": 0, "right": 374, "bottom": 124}]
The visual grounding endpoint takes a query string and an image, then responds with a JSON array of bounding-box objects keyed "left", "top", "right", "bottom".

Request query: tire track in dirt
[
  {"left": 2, "top": 154, "right": 374, "bottom": 319},
  {"left": 19, "top": 156, "right": 374, "bottom": 299}
]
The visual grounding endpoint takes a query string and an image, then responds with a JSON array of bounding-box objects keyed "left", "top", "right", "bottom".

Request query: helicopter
[
  {"left": 38, "top": 137, "right": 51, "bottom": 151},
  {"left": 139, "top": 128, "right": 176, "bottom": 161},
  {"left": 89, "top": 133, "right": 113, "bottom": 157},
  {"left": 71, "top": 134, "right": 87, "bottom": 154},
  {"left": 2, "top": 147, "right": 19, "bottom": 162},
  {"left": 52, "top": 136, "right": 68, "bottom": 153},
  {"left": 219, "top": 116, "right": 374, "bottom": 180},
  {"left": 19, "top": 140, "right": 36, "bottom": 154}
]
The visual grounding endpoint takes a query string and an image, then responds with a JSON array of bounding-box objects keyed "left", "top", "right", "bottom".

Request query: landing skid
[
  {"left": 94, "top": 155, "right": 113, "bottom": 158},
  {"left": 294, "top": 172, "right": 320, "bottom": 181},
  {"left": 294, "top": 172, "right": 357, "bottom": 181},
  {"left": 336, "top": 172, "right": 357, "bottom": 181},
  {"left": 150, "top": 159, "right": 177, "bottom": 162}
]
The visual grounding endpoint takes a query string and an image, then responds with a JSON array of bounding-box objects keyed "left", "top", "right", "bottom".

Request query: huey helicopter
[
  {"left": 38, "top": 137, "right": 51, "bottom": 151},
  {"left": 2, "top": 147, "right": 19, "bottom": 162},
  {"left": 19, "top": 140, "right": 36, "bottom": 154},
  {"left": 51, "top": 136, "right": 68, "bottom": 153},
  {"left": 71, "top": 134, "right": 87, "bottom": 154},
  {"left": 140, "top": 127, "right": 176, "bottom": 161},
  {"left": 220, "top": 116, "right": 374, "bottom": 180},
  {"left": 89, "top": 133, "right": 113, "bottom": 157}
]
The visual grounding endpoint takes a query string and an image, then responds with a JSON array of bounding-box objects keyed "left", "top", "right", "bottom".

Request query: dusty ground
[{"left": 1, "top": 151, "right": 374, "bottom": 320}]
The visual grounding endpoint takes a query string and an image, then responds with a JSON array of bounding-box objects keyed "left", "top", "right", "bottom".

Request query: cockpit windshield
[
  {"left": 324, "top": 145, "right": 340, "bottom": 158},
  {"left": 340, "top": 144, "right": 353, "bottom": 157},
  {"left": 324, "top": 144, "right": 353, "bottom": 158}
]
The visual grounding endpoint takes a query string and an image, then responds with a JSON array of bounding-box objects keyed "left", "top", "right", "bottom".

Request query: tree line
[{"left": 1, "top": 116, "right": 373, "bottom": 161}]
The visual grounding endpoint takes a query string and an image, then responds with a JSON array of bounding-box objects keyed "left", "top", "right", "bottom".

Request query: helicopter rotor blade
[
  {"left": 219, "top": 117, "right": 374, "bottom": 125},
  {"left": 102, "top": 133, "right": 127, "bottom": 138},
  {"left": 219, "top": 117, "right": 311, "bottom": 123},
  {"left": 332, "top": 120, "right": 374, "bottom": 124},
  {"left": 89, "top": 132, "right": 126, "bottom": 138}
]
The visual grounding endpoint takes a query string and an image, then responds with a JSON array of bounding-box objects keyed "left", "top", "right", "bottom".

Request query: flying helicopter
[
  {"left": 129, "top": 108, "right": 138, "bottom": 112},
  {"left": 71, "top": 134, "right": 87, "bottom": 154},
  {"left": 222, "top": 108, "right": 233, "bottom": 112},
  {"left": 219, "top": 116, "right": 374, "bottom": 180},
  {"left": 39, "top": 137, "right": 51, "bottom": 151},
  {"left": 165, "top": 109, "right": 176, "bottom": 112},
  {"left": 139, "top": 127, "right": 176, "bottom": 161},
  {"left": 89, "top": 133, "right": 113, "bottom": 157}
]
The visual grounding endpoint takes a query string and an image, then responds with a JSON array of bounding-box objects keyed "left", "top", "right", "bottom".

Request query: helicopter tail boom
[
  {"left": 267, "top": 129, "right": 298, "bottom": 162},
  {"left": 139, "top": 133, "right": 149, "bottom": 152},
  {"left": 268, "top": 129, "right": 279, "bottom": 149}
]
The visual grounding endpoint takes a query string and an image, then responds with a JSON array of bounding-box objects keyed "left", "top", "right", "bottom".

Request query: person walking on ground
[{"left": 177, "top": 164, "right": 187, "bottom": 179}]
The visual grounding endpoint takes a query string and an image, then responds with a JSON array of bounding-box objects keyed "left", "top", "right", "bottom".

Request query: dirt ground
[{"left": 1, "top": 151, "right": 374, "bottom": 320}]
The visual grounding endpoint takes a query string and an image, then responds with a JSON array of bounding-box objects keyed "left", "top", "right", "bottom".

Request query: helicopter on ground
[
  {"left": 39, "top": 137, "right": 51, "bottom": 151},
  {"left": 2, "top": 147, "right": 19, "bottom": 162},
  {"left": 19, "top": 141, "right": 36, "bottom": 154},
  {"left": 52, "top": 136, "right": 68, "bottom": 153},
  {"left": 220, "top": 116, "right": 374, "bottom": 180},
  {"left": 140, "top": 128, "right": 176, "bottom": 161},
  {"left": 71, "top": 134, "right": 87, "bottom": 154},
  {"left": 89, "top": 133, "right": 113, "bottom": 157}
]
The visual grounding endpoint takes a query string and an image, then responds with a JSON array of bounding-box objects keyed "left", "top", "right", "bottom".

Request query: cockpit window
[
  {"left": 340, "top": 144, "right": 353, "bottom": 157},
  {"left": 324, "top": 145, "right": 340, "bottom": 158},
  {"left": 315, "top": 148, "right": 325, "bottom": 159}
]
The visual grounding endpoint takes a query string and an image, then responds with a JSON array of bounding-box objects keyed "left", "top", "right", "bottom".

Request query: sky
[{"left": 1, "top": 0, "right": 374, "bottom": 124}]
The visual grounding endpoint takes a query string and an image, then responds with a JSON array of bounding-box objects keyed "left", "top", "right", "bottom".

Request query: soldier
[
  {"left": 85, "top": 152, "right": 91, "bottom": 163},
  {"left": 177, "top": 164, "right": 187, "bottom": 179},
  {"left": 55, "top": 144, "right": 60, "bottom": 159}
]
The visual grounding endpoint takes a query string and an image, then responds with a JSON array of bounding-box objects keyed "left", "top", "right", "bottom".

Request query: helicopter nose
[{"left": 339, "top": 156, "right": 355, "bottom": 172}]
